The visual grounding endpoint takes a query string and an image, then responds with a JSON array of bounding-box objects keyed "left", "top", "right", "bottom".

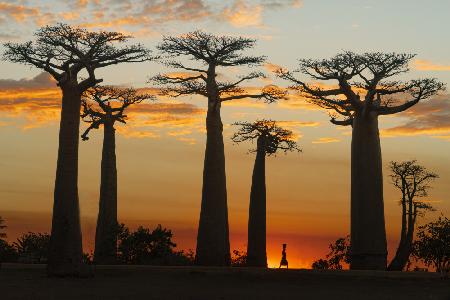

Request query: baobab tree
[
  {"left": 152, "top": 31, "right": 285, "bottom": 266},
  {"left": 3, "top": 23, "right": 153, "bottom": 276},
  {"left": 278, "top": 52, "right": 445, "bottom": 270},
  {"left": 232, "top": 120, "right": 300, "bottom": 267},
  {"left": 81, "top": 86, "right": 154, "bottom": 264},
  {"left": 388, "top": 160, "right": 438, "bottom": 271}
]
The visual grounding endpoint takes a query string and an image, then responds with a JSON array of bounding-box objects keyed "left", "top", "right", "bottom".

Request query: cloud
[
  {"left": 221, "top": 0, "right": 264, "bottom": 27},
  {"left": 380, "top": 94, "right": 450, "bottom": 140},
  {"left": 0, "top": 0, "right": 304, "bottom": 38},
  {"left": 312, "top": 137, "right": 340, "bottom": 144},
  {"left": 413, "top": 59, "right": 450, "bottom": 71},
  {"left": 277, "top": 120, "right": 320, "bottom": 128},
  {"left": 0, "top": 72, "right": 57, "bottom": 89},
  {"left": 264, "top": 62, "right": 284, "bottom": 73},
  {"left": 0, "top": 3, "right": 40, "bottom": 22},
  {"left": 0, "top": 75, "right": 205, "bottom": 136},
  {"left": 0, "top": 73, "right": 61, "bottom": 128}
]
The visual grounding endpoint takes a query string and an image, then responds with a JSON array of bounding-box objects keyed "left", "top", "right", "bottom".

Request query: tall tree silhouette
[
  {"left": 278, "top": 52, "right": 445, "bottom": 270},
  {"left": 81, "top": 86, "right": 154, "bottom": 264},
  {"left": 232, "top": 120, "right": 300, "bottom": 267},
  {"left": 388, "top": 160, "right": 438, "bottom": 271},
  {"left": 152, "top": 31, "right": 285, "bottom": 266},
  {"left": 3, "top": 24, "right": 153, "bottom": 276}
]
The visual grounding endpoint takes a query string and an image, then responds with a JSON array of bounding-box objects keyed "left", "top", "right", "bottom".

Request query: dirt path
[{"left": 1, "top": 264, "right": 449, "bottom": 300}]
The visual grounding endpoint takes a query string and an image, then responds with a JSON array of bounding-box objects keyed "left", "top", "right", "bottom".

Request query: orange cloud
[
  {"left": 380, "top": 94, "right": 450, "bottom": 140},
  {"left": 413, "top": 59, "right": 450, "bottom": 71},
  {"left": 312, "top": 137, "right": 340, "bottom": 144},
  {"left": 222, "top": 0, "right": 264, "bottom": 27},
  {"left": 277, "top": 121, "right": 320, "bottom": 128},
  {"left": 0, "top": 73, "right": 205, "bottom": 138},
  {"left": 0, "top": 3, "right": 40, "bottom": 22},
  {"left": 264, "top": 62, "right": 284, "bottom": 73}
]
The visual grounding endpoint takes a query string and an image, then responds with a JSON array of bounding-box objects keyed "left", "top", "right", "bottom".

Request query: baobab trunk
[
  {"left": 94, "top": 120, "right": 118, "bottom": 264},
  {"left": 350, "top": 110, "right": 387, "bottom": 270},
  {"left": 388, "top": 199, "right": 409, "bottom": 271},
  {"left": 246, "top": 137, "right": 267, "bottom": 267},
  {"left": 388, "top": 204, "right": 416, "bottom": 270},
  {"left": 195, "top": 103, "right": 231, "bottom": 266},
  {"left": 47, "top": 84, "right": 84, "bottom": 276}
]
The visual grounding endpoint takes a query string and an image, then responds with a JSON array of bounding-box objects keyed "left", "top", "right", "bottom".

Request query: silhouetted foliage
[
  {"left": 311, "top": 259, "right": 330, "bottom": 270},
  {"left": 312, "top": 236, "right": 350, "bottom": 270},
  {"left": 117, "top": 224, "right": 193, "bottom": 266},
  {"left": 279, "top": 51, "right": 445, "bottom": 270},
  {"left": 231, "top": 250, "right": 247, "bottom": 267},
  {"left": 412, "top": 216, "right": 450, "bottom": 275},
  {"left": 151, "top": 30, "right": 285, "bottom": 266},
  {"left": 0, "top": 240, "right": 18, "bottom": 263},
  {"left": 14, "top": 232, "right": 50, "bottom": 263},
  {"left": 388, "top": 160, "right": 438, "bottom": 271}
]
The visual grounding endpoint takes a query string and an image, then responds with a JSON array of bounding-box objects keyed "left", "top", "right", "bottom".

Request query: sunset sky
[{"left": 0, "top": 0, "right": 449, "bottom": 268}]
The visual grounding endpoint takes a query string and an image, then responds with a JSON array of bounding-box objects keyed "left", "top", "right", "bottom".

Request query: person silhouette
[{"left": 279, "top": 244, "right": 288, "bottom": 269}]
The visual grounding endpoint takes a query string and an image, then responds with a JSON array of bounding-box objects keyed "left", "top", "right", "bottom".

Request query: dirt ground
[{"left": 0, "top": 264, "right": 449, "bottom": 300}]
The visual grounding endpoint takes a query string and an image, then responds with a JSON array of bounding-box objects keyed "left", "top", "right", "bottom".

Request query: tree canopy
[
  {"left": 389, "top": 160, "right": 438, "bottom": 216},
  {"left": 152, "top": 31, "right": 285, "bottom": 103},
  {"left": 3, "top": 23, "right": 153, "bottom": 90},
  {"left": 81, "top": 85, "right": 155, "bottom": 140},
  {"left": 278, "top": 52, "right": 445, "bottom": 125},
  {"left": 232, "top": 120, "right": 301, "bottom": 155},
  {"left": 413, "top": 216, "right": 450, "bottom": 274}
]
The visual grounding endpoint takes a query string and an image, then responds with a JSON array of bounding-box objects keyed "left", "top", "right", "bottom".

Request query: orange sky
[{"left": 1, "top": 0, "right": 450, "bottom": 268}]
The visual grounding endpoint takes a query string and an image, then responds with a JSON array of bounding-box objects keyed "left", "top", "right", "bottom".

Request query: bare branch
[
  {"left": 377, "top": 78, "right": 445, "bottom": 115},
  {"left": 3, "top": 23, "right": 154, "bottom": 91},
  {"left": 232, "top": 119, "right": 301, "bottom": 155},
  {"left": 81, "top": 85, "right": 155, "bottom": 140}
]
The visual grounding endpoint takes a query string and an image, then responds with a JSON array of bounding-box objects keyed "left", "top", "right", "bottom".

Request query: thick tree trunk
[
  {"left": 246, "top": 138, "right": 267, "bottom": 267},
  {"left": 195, "top": 105, "right": 231, "bottom": 266},
  {"left": 350, "top": 111, "right": 387, "bottom": 270},
  {"left": 47, "top": 85, "right": 84, "bottom": 276},
  {"left": 388, "top": 199, "right": 410, "bottom": 271},
  {"left": 94, "top": 121, "right": 118, "bottom": 264}
]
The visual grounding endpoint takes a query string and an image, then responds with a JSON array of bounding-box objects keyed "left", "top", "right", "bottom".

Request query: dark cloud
[
  {"left": 0, "top": 72, "right": 56, "bottom": 89},
  {"left": 381, "top": 94, "right": 450, "bottom": 139}
]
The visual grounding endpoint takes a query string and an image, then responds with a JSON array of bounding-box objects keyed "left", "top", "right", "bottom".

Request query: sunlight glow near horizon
[{"left": 0, "top": 0, "right": 449, "bottom": 268}]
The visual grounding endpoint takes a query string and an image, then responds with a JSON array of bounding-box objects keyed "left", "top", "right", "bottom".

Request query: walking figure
[{"left": 279, "top": 244, "right": 288, "bottom": 268}]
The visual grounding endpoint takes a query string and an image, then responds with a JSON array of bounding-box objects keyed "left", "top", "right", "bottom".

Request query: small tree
[
  {"left": 388, "top": 160, "right": 438, "bottom": 271},
  {"left": 117, "top": 224, "right": 190, "bottom": 265},
  {"left": 3, "top": 23, "right": 153, "bottom": 276},
  {"left": 152, "top": 31, "right": 285, "bottom": 266},
  {"left": 14, "top": 232, "right": 51, "bottom": 263},
  {"left": 311, "top": 236, "right": 350, "bottom": 270},
  {"left": 279, "top": 52, "right": 445, "bottom": 270},
  {"left": 413, "top": 216, "right": 450, "bottom": 275},
  {"left": 232, "top": 120, "right": 300, "bottom": 267},
  {"left": 231, "top": 250, "right": 248, "bottom": 267},
  {"left": 81, "top": 86, "right": 154, "bottom": 264}
]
